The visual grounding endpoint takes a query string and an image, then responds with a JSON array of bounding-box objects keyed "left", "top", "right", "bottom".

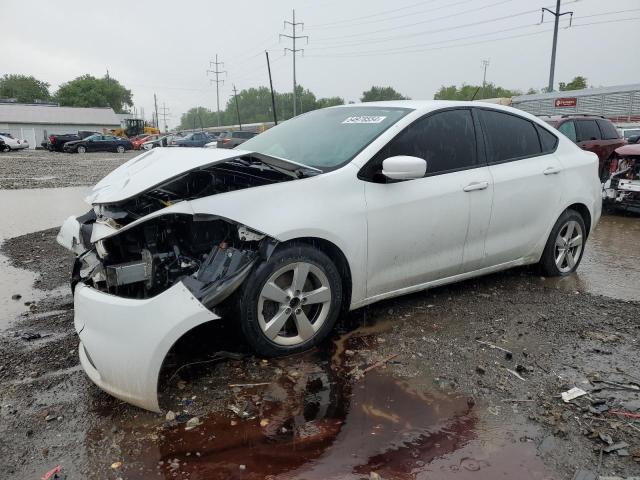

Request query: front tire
[
  {"left": 76, "top": 145, "right": 86, "bottom": 154},
  {"left": 238, "top": 244, "right": 343, "bottom": 357},
  {"left": 116, "top": 145, "right": 125, "bottom": 153},
  {"left": 539, "top": 209, "right": 586, "bottom": 277}
]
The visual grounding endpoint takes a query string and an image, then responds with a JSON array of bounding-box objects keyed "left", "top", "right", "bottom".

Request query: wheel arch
[
  {"left": 566, "top": 202, "right": 592, "bottom": 239},
  {"left": 276, "top": 236, "right": 353, "bottom": 313}
]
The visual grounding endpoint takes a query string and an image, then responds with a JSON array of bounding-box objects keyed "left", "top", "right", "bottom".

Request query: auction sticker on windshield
[{"left": 342, "top": 116, "right": 387, "bottom": 124}]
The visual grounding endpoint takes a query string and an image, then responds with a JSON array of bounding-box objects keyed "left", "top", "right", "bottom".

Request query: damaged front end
[
  {"left": 56, "top": 150, "right": 319, "bottom": 411},
  {"left": 603, "top": 146, "right": 640, "bottom": 214},
  {"left": 71, "top": 212, "right": 275, "bottom": 309}
]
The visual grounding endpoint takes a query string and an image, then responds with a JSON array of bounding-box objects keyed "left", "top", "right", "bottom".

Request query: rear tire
[
  {"left": 116, "top": 145, "right": 125, "bottom": 153},
  {"left": 237, "top": 244, "right": 343, "bottom": 357},
  {"left": 539, "top": 209, "right": 586, "bottom": 277}
]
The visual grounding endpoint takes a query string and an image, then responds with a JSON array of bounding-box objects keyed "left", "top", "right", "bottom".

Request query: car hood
[
  {"left": 86, "top": 147, "right": 321, "bottom": 204},
  {"left": 615, "top": 144, "right": 640, "bottom": 157}
]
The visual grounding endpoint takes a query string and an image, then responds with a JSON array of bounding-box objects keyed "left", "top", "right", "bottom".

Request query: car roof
[{"left": 539, "top": 114, "right": 607, "bottom": 121}]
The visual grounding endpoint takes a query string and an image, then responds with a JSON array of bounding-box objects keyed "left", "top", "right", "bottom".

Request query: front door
[{"left": 361, "top": 108, "right": 492, "bottom": 298}]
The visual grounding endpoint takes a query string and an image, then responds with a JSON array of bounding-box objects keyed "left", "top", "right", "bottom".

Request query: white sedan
[
  {"left": 57, "top": 100, "right": 601, "bottom": 411},
  {"left": 0, "top": 133, "right": 29, "bottom": 151}
]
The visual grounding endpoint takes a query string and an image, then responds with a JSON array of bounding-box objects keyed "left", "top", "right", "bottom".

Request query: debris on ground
[{"left": 562, "top": 387, "right": 588, "bottom": 403}]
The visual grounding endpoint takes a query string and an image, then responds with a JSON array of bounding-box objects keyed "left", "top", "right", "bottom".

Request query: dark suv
[
  {"left": 217, "top": 131, "right": 257, "bottom": 149},
  {"left": 542, "top": 115, "right": 625, "bottom": 179}
]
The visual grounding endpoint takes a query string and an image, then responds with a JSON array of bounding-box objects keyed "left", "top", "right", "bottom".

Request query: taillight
[
  {"left": 223, "top": 138, "right": 230, "bottom": 144},
  {"left": 49, "top": 135, "right": 56, "bottom": 142}
]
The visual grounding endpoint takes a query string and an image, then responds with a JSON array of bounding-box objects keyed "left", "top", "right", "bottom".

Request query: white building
[{"left": 0, "top": 103, "right": 121, "bottom": 149}]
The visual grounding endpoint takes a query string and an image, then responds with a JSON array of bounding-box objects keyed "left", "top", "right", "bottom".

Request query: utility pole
[
  {"left": 154, "top": 94, "right": 159, "bottom": 130},
  {"left": 207, "top": 54, "right": 226, "bottom": 127},
  {"left": 541, "top": 1, "right": 573, "bottom": 92},
  {"left": 232, "top": 85, "right": 242, "bottom": 131},
  {"left": 481, "top": 59, "right": 490, "bottom": 100},
  {"left": 265, "top": 51, "right": 278, "bottom": 125},
  {"left": 158, "top": 103, "right": 170, "bottom": 132},
  {"left": 280, "top": 9, "right": 308, "bottom": 117}
]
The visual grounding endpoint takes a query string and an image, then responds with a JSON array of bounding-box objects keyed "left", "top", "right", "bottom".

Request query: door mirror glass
[{"left": 382, "top": 156, "right": 426, "bottom": 180}]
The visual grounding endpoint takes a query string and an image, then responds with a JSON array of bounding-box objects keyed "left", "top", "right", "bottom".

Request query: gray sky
[{"left": 3, "top": 0, "right": 639, "bottom": 128}]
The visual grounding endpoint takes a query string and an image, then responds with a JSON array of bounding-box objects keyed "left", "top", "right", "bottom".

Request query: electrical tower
[
  {"left": 541, "top": 0, "right": 573, "bottom": 92},
  {"left": 207, "top": 54, "right": 227, "bottom": 127},
  {"left": 481, "top": 59, "right": 490, "bottom": 99},
  {"left": 158, "top": 103, "right": 170, "bottom": 132},
  {"left": 280, "top": 9, "right": 308, "bottom": 117}
]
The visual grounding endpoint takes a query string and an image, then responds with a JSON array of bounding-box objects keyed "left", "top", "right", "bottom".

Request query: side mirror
[{"left": 382, "top": 156, "right": 427, "bottom": 180}]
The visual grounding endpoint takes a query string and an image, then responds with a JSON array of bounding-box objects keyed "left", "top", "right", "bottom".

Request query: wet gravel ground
[
  {"left": 1, "top": 227, "right": 639, "bottom": 479},
  {"left": 0, "top": 148, "right": 135, "bottom": 189},
  {"left": 0, "top": 151, "right": 639, "bottom": 479}
]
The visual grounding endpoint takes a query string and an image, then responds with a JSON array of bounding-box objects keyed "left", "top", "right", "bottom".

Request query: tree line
[
  {"left": 0, "top": 74, "right": 132, "bottom": 113},
  {"left": 0, "top": 72, "right": 589, "bottom": 129}
]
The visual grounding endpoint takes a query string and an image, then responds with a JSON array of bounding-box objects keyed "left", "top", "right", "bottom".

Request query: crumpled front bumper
[{"left": 74, "top": 281, "right": 219, "bottom": 412}]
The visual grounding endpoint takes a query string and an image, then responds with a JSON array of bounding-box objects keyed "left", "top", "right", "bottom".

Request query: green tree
[
  {"left": 559, "top": 76, "right": 588, "bottom": 91},
  {"left": 316, "top": 96, "right": 345, "bottom": 109},
  {"left": 360, "top": 86, "right": 408, "bottom": 102},
  {"left": 0, "top": 74, "right": 51, "bottom": 102},
  {"left": 433, "top": 82, "right": 521, "bottom": 100},
  {"left": 54, "top": 74, "right": 133, "bottom": 113}
]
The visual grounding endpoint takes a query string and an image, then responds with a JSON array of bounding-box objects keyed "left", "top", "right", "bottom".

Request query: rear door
[
  {"left": 596, "top": 119, "right": 624, "bottom": 165},
  {"left": 477, "top": 108, "right": 563, "bottom": 266},
  {"left": 575, "top": 119, "right": 604, "bottom": 170}
]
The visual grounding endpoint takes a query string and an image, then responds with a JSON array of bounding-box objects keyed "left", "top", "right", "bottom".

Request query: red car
[
  {"left": 542, "top": 115, "right": 626, "bottom": 180},
  {"left": 130, "top": 134, "right": 162, "bottom": 150}
]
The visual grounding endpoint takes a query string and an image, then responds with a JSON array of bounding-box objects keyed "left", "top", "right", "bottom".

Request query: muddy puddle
[
  {"left": 94, "top": 322, "right": 554, "bottom": 480},
  {"left": 0, "top": 187, "right": 88, "bottom": 327},
  {"left": 541, "top": 213, "right": 640, "bottom": 301}
]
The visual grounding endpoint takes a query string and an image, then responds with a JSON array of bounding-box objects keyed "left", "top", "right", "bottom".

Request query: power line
[
  {"left": 207, "top": 54, "right": 227, "bottom": 127},
  {"left": 304, "top": 16, "right": 640, "bottom": 59},
  {"left": 158, "top": 103, "right": 170, "bottom": 132},
  {"left": 309, "top": 0, "right": 567, "bottom": 47},
  {"left": 280, "top": 9, "right": 308, "bottom": 117},
  {"left": 306, "top": 0, "right": 442, "bottom": 29}
]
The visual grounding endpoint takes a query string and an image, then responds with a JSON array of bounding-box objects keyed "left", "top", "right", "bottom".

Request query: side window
[
  {"left": 478, "top": 109, "right": 541, "bottom": 163},
  {"left": 536, "top": 125, "right": 558, "bottom": 153},
  {"left": 558, "top": 121, "right": 577, "bottom": 142},
  {"left": 597, "top": 120, "right": 619, "bottom": 140},
  {"left": 367, "top": 109, "right": 477, "bottom": 178},
  {"left": 576, "top": 120, "right": 601, "bottom": 142}
]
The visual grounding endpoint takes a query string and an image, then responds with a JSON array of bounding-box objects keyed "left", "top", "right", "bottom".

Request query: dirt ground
[{"left": 0, "top": 151, "right": 639, "bottom": 480}]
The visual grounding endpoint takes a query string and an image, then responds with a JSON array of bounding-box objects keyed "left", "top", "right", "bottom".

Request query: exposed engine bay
[
  {"left": 68, "top": 154, "right": 306, "bottom": 308},
  {"left": 603, "top": 147, "right": 640, "bottom": 214}
]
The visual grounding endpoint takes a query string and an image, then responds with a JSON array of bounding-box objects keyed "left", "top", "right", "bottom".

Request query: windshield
[
  {"left": 240, "top": 106, "right": 412, "bottom": 171},
  {"left": 85, "top": 134, "right": 101, "bottom": 141}
]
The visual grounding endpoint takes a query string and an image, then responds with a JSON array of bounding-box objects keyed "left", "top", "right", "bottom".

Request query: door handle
[
  {"left": 543, "top": 166, "right": 562, "bottom": 175},
  {"left": 463, "top": 181, "right": 489, "bottom": 192}
]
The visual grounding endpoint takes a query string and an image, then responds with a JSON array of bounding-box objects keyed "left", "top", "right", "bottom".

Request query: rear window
[
  {"left": 597, "top": 119, "right": 620, "bottom": 140},
  {"left": 576, "top": 120, "right": 601, "bottom": 142},
  {"left": 536, "top": 125, "right": 558, "bottom": 153},
  {"left": 478, "top": 109, "right": 541, "bottom": 163}
]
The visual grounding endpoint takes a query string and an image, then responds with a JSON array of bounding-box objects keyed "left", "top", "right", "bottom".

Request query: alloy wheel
[
  {"left": 257, "top": 262, "right": 332, "bottom": 346},
  {"left": 77, "top": 146, "right": 86, "bottom": 154},
  {"left": 554, "top": 220, "right": 583, "bottom": 273},
  {"left": 117, "top": 145, "right": 125, "bottom": 153}
]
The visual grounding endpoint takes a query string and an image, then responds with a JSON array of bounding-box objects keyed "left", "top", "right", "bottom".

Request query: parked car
[
  {"left": 63, "top": 134, "right": 133, "bottom": 153},
  {"left": 541, "top": 115, "right": 625, "bottom": 180},
  {"left": 141, "top": 134, "right": 181, "bottom": 150},
  {"left": 0, "top": 133, "right": 29, "bottom": 151},
  {"left": 0, "top": 137, "right": 6, "bottom": 152},
  {"left": 204, "top": 131, "right": 229, "bottom": 148},
  {"left": 129, "top": 134, "right": 151, "bottom": 150},
  {"left": 175, "top": 132, "right": 213, "bottom": 147},
  {"left": 43, "top": 131, "right": 99, "bottom": 152},
  {"left": 619, "top": 127, "right": 640, "bottom": 141},
  {"left": 57, "top": 101, "right": 601, "bottom": 411},
  {"left": 602, "top": 143, "right": 640, "bottom": 213},
  {"left": 217, "top": 130, "right": 258, "bottom": 148}
]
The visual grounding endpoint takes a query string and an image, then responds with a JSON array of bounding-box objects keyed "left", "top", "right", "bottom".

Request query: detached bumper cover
[{"left": 74, "top": 281, "right": 219, "bottom": 412}]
